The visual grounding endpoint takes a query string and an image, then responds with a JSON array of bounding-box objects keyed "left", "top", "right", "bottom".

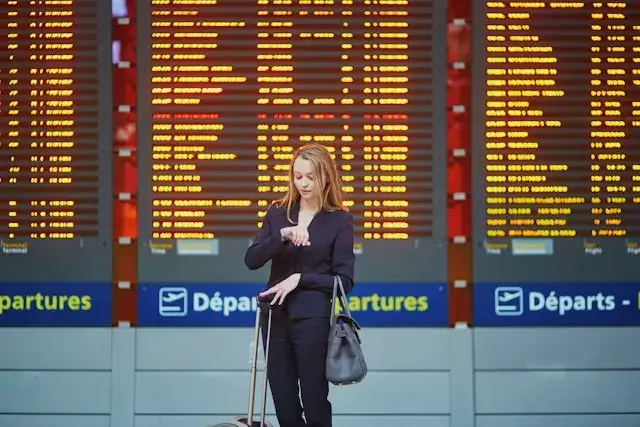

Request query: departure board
[
  {"left": 472, "top": 0, "right": 640, "bottom": 282},
  {"left": 136, "top": 0, "right": 447, "bottom": 283},
  {"left": 0, "top": 0, "right": 113, "bottom": 282}
]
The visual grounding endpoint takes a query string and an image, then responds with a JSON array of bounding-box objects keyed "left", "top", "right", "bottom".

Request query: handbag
[{"left": 325, "top": 275, "right": 368, "bottom": 386}]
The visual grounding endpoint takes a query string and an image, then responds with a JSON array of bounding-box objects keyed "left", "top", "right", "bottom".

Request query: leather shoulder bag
[{"left": 326, "top": 275, "right": 368, "bottom": 386}]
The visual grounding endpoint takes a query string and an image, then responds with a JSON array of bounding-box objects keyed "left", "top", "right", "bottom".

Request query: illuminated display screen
[
  {"left": 137, "top": 0, "right": 448, "bottom": 283},
  {"left": 0, "top": 0, "right": 112, "bottom": 282},
  {"left": 472, "top": 0, "right": 640, "bottom": 282}
]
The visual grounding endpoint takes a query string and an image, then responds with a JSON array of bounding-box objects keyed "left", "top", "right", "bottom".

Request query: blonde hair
[{"left": 275, "top": 143, "right": 346, "bottom": 223}]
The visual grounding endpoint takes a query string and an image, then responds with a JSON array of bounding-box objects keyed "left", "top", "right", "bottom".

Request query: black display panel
[
  {"left": 472, "top": 0, "right": 640, "bottom": 282},
  {"left": 0, "top": 0, "right": 112, "bottom": 282},
  {"left": 137, "top": 0, "right": 447, "bottom": 283}
]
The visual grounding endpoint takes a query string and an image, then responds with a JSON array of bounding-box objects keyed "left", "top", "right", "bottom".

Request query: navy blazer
[{"left": 244, "top": 202, "right": 355, "bottom": 319}]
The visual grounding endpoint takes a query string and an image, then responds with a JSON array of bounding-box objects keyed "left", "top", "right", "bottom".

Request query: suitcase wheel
[{"left": 230, "top": 417, "right": 273, "bottom": 427}]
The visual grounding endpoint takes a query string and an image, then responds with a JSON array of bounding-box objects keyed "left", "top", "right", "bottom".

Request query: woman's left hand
[{"left": 259, "top": 273, "right": 301, "bottom": 305}]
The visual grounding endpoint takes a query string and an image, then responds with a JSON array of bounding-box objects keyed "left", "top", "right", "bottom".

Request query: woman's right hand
[{"left": 280, "top": 225, "right": 311, "bottom": 246}]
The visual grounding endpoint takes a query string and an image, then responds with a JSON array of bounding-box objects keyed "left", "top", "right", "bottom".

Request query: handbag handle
[{"left": 330, "top": 275, "right": 351, "bottom": 327}]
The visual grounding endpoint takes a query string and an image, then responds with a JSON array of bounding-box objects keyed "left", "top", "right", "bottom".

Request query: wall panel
[
  {"left": 474, "top": 328, "right": 640, "bottom": 427},
  {"left": 0, "top": 329, "right": 112, "bottom": 427},
  {"left": 135, "top": 329, "right": 456, "bottom": 425},
  {"left": 1, "top": 327, "right": 639, "bottom": 426}
]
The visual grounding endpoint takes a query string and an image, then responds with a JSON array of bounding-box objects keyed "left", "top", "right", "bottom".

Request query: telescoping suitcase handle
[{"left": 247, "top": 294, "right": 275, "bottom": 427}]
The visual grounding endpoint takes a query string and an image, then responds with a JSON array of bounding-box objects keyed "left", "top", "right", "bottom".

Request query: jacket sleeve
[
  {"left": 244, "top": 206, "right": 286, "bottom": 270},
  {"left": 298, "top": 213, "right": 355, "bottom": 294}
]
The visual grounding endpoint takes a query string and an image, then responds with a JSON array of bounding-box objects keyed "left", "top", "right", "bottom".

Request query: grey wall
[
  {"left": 474, "top": 328, "right": 640, "bottom": 427},
  {"left": 0, "top": 327, "right": 639, "bottom": 427}
]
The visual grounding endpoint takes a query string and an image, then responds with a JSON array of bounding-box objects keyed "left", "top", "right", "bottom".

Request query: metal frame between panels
[
  {"left": 446, "top": 0, "right": 473, "bottom": 327},
  {"left": 112, "top": 0, "right": 138, "bottom": 326}
]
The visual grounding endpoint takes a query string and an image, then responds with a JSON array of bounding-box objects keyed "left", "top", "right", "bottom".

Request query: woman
[{"left": 244, "top": 143, "right": 355, "bottom": 427}]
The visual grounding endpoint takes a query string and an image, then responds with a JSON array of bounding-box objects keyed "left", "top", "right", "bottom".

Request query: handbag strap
[{"left": 330, "top": 275, "right": 352, "bottom": 327}]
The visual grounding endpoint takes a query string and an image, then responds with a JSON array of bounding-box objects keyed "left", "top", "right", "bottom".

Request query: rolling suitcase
[{"left": 213, "top": 299, "right": 274, "bottom": 427}]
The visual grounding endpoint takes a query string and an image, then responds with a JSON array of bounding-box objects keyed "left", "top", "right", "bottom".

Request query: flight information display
[
  {"left": 472, "top": 0, "right": 640, "bottom": 282},
  {"left": 0, "top": 0, "right": 112, "bottom": 282},
  {"left": 136, "top": 0, "right": 447, "bottom": 283}
]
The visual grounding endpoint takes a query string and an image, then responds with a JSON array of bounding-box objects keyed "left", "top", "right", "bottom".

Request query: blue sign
[
  {"left": 474, "top": 282, "right": 640, "bottom": 326},
  {"left": 0, "top": 282, "right": 112, "bottom": 326},
  {"left": 137, "top": 282, "right": 448, "bottom": 327}
]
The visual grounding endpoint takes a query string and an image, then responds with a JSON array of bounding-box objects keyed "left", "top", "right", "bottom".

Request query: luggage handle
[{"left": 247, "top": 294, "right": 275, "bottom": 426}]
